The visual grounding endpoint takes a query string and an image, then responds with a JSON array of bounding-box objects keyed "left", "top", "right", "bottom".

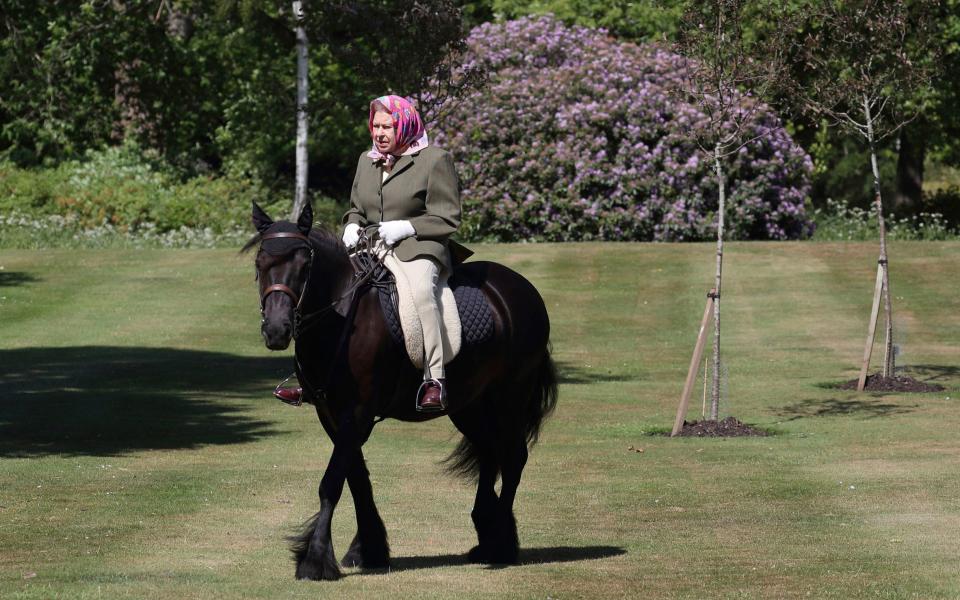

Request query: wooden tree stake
[
  {"left": 672, "top": 290, "right": 716, "bottom": 437},
  {"left": 857, "top": 263, "right": 885, "bottom": 391}
]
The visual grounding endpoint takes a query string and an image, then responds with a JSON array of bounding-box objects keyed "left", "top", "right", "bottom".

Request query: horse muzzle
[{"left": 261, "top": 316, "right": 293, "bottom": 350}]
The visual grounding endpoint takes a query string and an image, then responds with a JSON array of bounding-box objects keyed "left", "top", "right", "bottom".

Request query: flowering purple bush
[{"left": 431, "top": 16, "right": 813, "bottom": 241}]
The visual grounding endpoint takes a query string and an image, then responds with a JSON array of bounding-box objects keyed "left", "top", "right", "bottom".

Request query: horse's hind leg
[
  {"left": 466, "top": 432, "right": 526, "bottom": 565},
  {"left": 468, "top": 454, "right": 501, "bottom": 563},
  {"left": 493, "top": 438, "right": 527, "bottom": 564},
  {"left": 449, "top": 403, "right": 501, "bottom": 563},
  {"left": 492, "top": 348, "right": 556, "bottom": 564},
  {"left": 340, "top": 450, "right": 390, "bottom": 569},
  {"left": 484, "top": 375, "right": 536, "bottom": 564}
]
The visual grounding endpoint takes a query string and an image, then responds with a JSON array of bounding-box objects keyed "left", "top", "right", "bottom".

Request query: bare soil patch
[
  {"left": 837, "top": 374, "right": 945, "bottom": 393},
  {"left": 672, "top": 417, "right": 769, "bottom": 437}
]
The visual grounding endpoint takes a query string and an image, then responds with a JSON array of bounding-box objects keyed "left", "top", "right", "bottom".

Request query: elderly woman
[
  {"left": 275, "top": 95, "right": 461, "bottom": 411},
  {"left": 340, "top": 95, "right": 461, "bottom": 411}
]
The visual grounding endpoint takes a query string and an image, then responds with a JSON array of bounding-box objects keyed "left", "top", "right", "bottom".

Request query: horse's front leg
[
  {"left": 340, "top": 449, "right": 390, "bottom": 569},
  {"left": 293, "top": 411, "right": 363, "bottom": 581}
]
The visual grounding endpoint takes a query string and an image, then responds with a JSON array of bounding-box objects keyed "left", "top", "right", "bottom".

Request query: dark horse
[{"left": 247, "top": 202, "right": 558, "bottom": 581}]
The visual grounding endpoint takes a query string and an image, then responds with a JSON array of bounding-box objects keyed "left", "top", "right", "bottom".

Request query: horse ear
[
  {"left": 297, "top": 202, "right": 313, "bottom": 235},
  {"left": 252, "top": 201, "right": 273, "bottom": 234}
]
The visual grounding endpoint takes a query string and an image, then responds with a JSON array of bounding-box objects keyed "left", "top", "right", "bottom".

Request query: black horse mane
[{"left": 307, "top": 226, "right": 349, "bottom": 260}]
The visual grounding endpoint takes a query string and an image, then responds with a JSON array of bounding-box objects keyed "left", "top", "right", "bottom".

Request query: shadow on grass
[
  {"left": 0, "top": 346, "right": 293, "bottom": 457},
  {"left": 907, "top": 364, "right": 960, "bottom": 385},
  {"left": 0, "top": 271, "right": 40, "bottom": 288},
  {"left": 774, "top": 397, "right": 917, "bottom": 422},
  {"left": 378, "top": 545, "right": 626, "bottom": 573},
  {"left": 555, "top": 360, "right": 637, "bottom": 385},
  {"left": 816, "top": 364, "right": 958, "bottom": 394}
]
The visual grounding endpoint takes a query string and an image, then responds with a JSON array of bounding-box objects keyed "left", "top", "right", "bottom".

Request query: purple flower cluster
[{"left": 431, "top": 16, "right": 813, "bottom": 241}]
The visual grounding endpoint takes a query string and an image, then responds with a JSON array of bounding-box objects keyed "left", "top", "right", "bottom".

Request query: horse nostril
[{"left": 261, "top": 317, "right": 293, "bottom": 348}]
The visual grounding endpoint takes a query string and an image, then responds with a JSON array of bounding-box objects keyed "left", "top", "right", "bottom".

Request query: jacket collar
[{"left": 380, "top": 151, "right": 418, "bottom": 186}]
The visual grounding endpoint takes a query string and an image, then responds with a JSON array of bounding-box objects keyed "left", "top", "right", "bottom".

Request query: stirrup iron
[{"left": 274, "top": 372, "right": 302, "bottom": 407}]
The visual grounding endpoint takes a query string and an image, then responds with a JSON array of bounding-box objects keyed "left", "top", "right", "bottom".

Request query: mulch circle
[
  {"left": 671, "top": 416, "right": 769, "bottom": 437},
  {"left": 836, "top": 374, "right": 945, "bottom": 393}
]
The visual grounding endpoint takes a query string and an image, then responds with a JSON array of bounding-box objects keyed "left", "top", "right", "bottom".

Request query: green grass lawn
[{"left": 1, "top": 242, "right": 958, "bottom": 599}]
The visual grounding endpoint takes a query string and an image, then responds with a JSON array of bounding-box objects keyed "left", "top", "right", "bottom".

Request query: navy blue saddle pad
[{"left": 376, "top": 268, "right": 495, "bottom": 351}]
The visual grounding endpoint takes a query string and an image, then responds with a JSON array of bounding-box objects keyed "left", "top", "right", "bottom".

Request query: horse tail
[
  {"left": 443, "top": 436, "right": 484, "bottom": 480},
  {"left": 523, "top": 344, "right": 559, "bottom": 447},
  {"left": 443, "top": 344, "right": 558, "bottom": 480}
]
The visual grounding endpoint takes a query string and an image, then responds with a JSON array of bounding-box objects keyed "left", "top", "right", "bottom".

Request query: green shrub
[
  {"left": 0, "top": 162, "right": 66, "bottom": 214},
  {"left": 0, "top": 143, "right": 344, "bottom": 247},
  {"left": 431, "top": 16, "right": 813, "bottom": 242},
  {"left": 1, "top": 143, "right": 171, "bottom": 227},
  {"left": 810, "top": 198, "right": 958, "bottom": 241}
]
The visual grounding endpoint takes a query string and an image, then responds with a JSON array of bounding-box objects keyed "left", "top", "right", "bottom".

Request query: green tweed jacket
[{"left": 343, "top": 146, "right": 465, "bottom": 264}]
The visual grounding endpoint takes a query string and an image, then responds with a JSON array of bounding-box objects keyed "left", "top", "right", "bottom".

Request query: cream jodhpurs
[{"left": 387, "top": 253, "right": 448, "bottom": 380}]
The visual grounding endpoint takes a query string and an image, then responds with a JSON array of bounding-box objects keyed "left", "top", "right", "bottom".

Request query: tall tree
[
  {"left": 898, "top": 0, "right": 960, "bottom": 215},
  {"left": 216, "top": 0, "right": 476, "bottom": 199},
  {"left": 312, "top": 0, "right": 482, "bottom": 125},
  {"left": 291, "top": 0, "right": 309, "bottom": 219},
  {"left": 788, "top": 0, "right": 939, "bottom": 382},
  {"left": 673, "top": 0, "right": 791, "bottom": 419},
  {"left": 461, "top": 0, "right": 684, "bottom": 41}
]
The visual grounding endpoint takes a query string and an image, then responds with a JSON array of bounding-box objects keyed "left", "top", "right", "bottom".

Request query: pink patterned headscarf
[{"left": 367, "top": 95, "right": 430, "bottom": 166}]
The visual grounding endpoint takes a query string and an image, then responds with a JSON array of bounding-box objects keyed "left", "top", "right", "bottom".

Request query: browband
[{"left": 261, "top": 231, "right": 310, "bottom": 243}]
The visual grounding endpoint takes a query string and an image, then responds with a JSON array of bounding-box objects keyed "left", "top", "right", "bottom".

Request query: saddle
[{"left": 363, "top": 256, "right": 495, "bottom": 367}]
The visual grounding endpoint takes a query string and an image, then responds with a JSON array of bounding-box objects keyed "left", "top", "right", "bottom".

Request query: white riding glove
[
  {"left": 379, "top": 220, "right": 416, "bottom": 247},
  {"left": 342, "top": 223, "right": 360, "bottom": 248}
]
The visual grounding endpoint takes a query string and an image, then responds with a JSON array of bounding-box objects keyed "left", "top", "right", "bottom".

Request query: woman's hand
[
  {"left": 342, "top": 223, "right": 360, "bottom": 248},
  {"left": 379, "top": 220, "right": 416, "bottom": 246}
]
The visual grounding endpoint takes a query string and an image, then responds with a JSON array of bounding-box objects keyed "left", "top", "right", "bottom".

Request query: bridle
[
  {"left": 257, "top": 227, "right": 386, "bottom": 340},
  {"left": 258, "top": 231, "right": 315, "bottom": 322},
  {"left": 257, "top": 226, "right": 389, "bottom": 408}
]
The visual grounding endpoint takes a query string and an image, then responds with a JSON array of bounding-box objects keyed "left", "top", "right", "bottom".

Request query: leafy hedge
[
  {"left": 432, "top": 16, "right": 814, "bottom": 241},
  {"left": 0, "top": 142, "right": 341, "bottom": 247}
]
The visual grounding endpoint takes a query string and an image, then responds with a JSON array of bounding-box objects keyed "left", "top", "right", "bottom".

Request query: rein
[
  {"left": 258, "top": 227, "right": 388, "bottom": 411},
  {"left": 258, "top": 228, "right": 386, "bottom": 340}
]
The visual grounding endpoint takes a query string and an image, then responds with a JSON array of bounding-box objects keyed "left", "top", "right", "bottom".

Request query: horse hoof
[
  {"left": 497, "top": 547, "right": 520, "bottom": 565},
  {"left": 340, "top": 550, "right": 390, "bottom": 569},
  {"left": 341, "top": 536, "right": 390, "bottom": 569},
  {"left": 468, "top": 544, "right": 494, "bottom": 564},
  {"left": 295, "top": 568, "right": 340, "bottom": 581},
  {"left": 468, "top": 544, "right": 518, "bottom": 565},
  {"left": 340, "top": 549, "right": 361, "bottom": 568},
  {"left": 295, "top": 558, "right": 342, "bottom": 581}
]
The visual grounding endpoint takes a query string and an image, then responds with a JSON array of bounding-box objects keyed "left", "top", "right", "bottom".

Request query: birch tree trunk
[
  {"left": 711, "top": 142, "right": 725, "bottom": 420},
  {"left": 863, "top": 94, "right": 895, "bottom": 377},
  {"left": 291, "top": 1, "right": 309, "bottom": 219}
]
